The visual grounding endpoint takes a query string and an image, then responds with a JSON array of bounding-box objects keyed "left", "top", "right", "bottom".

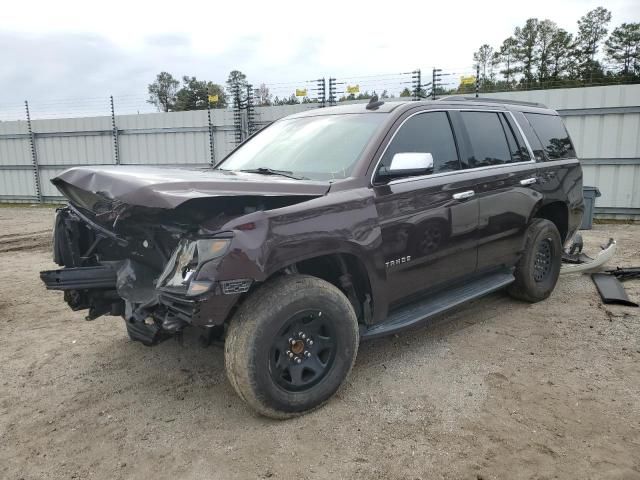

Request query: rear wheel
[
  {"left": 508, "top": 218, "right": 562, "bottom": 303},
  {"left": 225, "top": 274, "right": 359, "bottom": 419}
]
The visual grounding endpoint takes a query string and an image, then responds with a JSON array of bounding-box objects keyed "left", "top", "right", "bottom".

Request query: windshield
[{"left": 217, "top": 114, "right": 385, "bottom": 181}]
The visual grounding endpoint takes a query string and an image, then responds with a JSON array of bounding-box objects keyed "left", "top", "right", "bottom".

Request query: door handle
[
  {"left": 452, "top": 190, "right": 475, "bottom": 200},
  {"left": 520, "top": 177, "right": 537, "bottom": 186}
]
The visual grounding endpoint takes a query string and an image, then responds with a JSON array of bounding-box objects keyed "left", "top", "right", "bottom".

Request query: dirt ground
[{"left": 0, "top": 205, "right": 639, "bottom": 480}]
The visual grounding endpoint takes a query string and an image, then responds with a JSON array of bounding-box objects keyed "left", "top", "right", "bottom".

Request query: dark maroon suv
[{"left": 41, "top": 97, "right": 583, "bottom": 418}]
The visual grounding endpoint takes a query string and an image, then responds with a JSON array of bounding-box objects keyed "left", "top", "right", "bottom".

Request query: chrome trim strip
[
  {"left": 558, "top": 106, "right": 640, "bottom": 116},
  {"left": 370, "top": 108, "right": 537, "bottom": 187},
  {"left": 506, "top": 110, "right": 536, "bottom": 161},
  {"left": 386, "top": 161, "right": 536, "bottom": 186}
]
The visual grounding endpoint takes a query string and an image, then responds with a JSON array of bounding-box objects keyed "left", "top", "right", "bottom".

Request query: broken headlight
[{"left": 157, "top": 238, "right": 231, "bottom": 294}]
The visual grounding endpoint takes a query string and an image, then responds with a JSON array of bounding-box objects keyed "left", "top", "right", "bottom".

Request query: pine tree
[
  {"left": 576, "top": 7, "right": 612, "bottom": 80},
  {"left": 605, "top": 23, "right": 640, "bottom": 75},
  {"left": 514, "top": 19, "right": 540, "bottom": 84}
]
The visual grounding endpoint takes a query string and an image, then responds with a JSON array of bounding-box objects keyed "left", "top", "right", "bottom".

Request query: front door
[{"left": 371, "top": 110, "right": 479, "bottom": 306}]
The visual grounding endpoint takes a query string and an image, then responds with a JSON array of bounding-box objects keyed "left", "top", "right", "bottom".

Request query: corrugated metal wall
[{"left": 1, "top": 85, "right": 638, "bottom": 218}]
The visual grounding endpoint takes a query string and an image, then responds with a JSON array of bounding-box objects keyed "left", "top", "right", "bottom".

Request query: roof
[
  {"left": 285, "top": 100, "right": 407, "bottom": 118},
  {"left": 283, "top": 97, "right": 557, "bottom": 119}
]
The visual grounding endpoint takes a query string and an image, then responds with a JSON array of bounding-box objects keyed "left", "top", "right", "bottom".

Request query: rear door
[
  {"left": 451, "top": 109, "right": 540, "bottom": 271},
  {"left": 371, "top": 110, "right": 479, "bottom": 305}
]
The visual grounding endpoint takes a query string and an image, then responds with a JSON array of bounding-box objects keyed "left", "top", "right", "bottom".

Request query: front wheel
[
  {"left": 225, "top": 274, "right": 359, "bottom": 419},
  {"left": 508, "top": 218, "right": 562, "bottom": 303}
]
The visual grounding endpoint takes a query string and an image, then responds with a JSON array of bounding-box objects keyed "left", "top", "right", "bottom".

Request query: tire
[
  {"left": 225, "top": 274, "right": 359, "bottom": 419},
  {"left": 508, "top": 218, "right": 562, "bottom": 303}
]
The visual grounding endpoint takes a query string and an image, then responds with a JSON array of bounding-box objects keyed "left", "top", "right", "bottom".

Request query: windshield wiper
[{"left": 239, "top": 168, "right": 308, "bottom": 180}]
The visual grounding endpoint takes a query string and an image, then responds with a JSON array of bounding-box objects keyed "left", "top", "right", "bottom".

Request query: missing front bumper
[{"left": 560, "top": 239, "right": 617, "bottom": 275}]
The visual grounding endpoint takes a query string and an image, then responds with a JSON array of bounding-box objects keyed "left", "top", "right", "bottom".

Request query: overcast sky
[{"left": 1, "top": 0, "right": 638, "bottom": 117}]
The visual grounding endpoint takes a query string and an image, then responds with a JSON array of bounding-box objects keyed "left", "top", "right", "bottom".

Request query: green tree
[
  {"left": 226, "top": 71, "right": 248, "bottom": 94},
  {"left": 605, "top": 23, "right": 640, "bottom": 75},
  {"left": 226, "top": 70, "right": 248, "bottom": 108},
  {"left": 498, "top": 37, "right": 518, "bottom": 84},
  {"left": 514, "top": 18, "right": 540, "bottom": 84},
  {"left": 147, "top": 72, "right": 179, "bottom": 112},
  {"left": 256, "top": 83, "right": 272, "bottom": 106},
  {"left": 576, "top": 7, "right": 612, "bottom": 80},
  {"left": 399, "top": 87, "right": 412, "bottom": 97},
  {"left": 473, "top": 44, "right": 496, "bottom": 81},
  {"left": 207, "top": 83, "right": 227, "bottom": 109},
  {"left": 356, "top": 91, "right": 373, "bottom": 100},
  {"left": 537, "top": 20, "right": 558, "bottom": 82},
  {"left": 173, "top": 76, "right": 227, "bottom": 111},
  {"left": 548, "top": 29, "right": 576, "bottom": 79}
]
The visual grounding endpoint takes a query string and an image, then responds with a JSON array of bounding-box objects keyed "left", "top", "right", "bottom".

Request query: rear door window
[
  {"left": 460, "top": 112, "right": 513, "bottom": 167},
  {"left": 499, "top": 114, "right": 531, "bottom": 162},
  {"left": 524, "top": 113, "right": 576, "bottom": 160}
]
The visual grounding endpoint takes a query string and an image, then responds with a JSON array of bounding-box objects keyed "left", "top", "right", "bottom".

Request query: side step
[{"left": 361, "top": 270, "right": 515, "bottom": 340}]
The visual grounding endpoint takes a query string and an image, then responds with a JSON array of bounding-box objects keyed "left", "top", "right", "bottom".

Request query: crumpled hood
[{"left": 52, "top": 165, "right": 331, "bottom": 209}]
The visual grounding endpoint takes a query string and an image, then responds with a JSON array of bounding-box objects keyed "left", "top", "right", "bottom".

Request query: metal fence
[{"left": 0, "top": 84, "right": 638, "bottom": 219}]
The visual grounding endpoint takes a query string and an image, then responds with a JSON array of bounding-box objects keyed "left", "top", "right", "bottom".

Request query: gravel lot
[{"left": 1, "top": 205, "right": 639, "bottom": 480}]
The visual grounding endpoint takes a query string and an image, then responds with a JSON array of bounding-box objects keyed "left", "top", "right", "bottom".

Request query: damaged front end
[
  {"left": 40, "top": 200, "right": 256, "bottom": 346},
  {"left": 40, "top": 165, "right": 329, "bottom": 345}
]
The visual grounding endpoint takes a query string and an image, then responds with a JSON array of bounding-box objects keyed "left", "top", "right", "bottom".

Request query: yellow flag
[
  {"left": 295, "top": 88, "right": 308, "bottom": 97},
  {"left": 208, "top": 94, "right": 219, "bottom": 103},
  {"left": 460, "top": 76, "right": 476, "bottom": 86},
  {"left": 346, "top": 84, "right": 360, "bottom": 94}
]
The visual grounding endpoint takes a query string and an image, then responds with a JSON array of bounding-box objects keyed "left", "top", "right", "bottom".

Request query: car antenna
[{"left": 366, "top": 95, "right": 384, "bottom": 110}]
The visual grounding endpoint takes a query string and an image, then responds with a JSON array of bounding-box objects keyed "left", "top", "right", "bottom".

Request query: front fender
[{"left": 205, "top": 188, "right": 388, "bottom": 314}]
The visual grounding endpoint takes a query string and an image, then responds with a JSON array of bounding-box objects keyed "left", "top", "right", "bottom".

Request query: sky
[{"left": 0, "top": 0, "right": 638, "bottom": 118}]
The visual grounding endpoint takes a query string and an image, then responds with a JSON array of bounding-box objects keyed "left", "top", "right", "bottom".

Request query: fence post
[
  {"left": 246, "top": 84, "right": 256, "bottom": 137},
  {"left": 316, "top": 78, "right": 326, "bottom": 108},
  {"left": 207, "top": 104, "right": 215, "bottom": 166},
  {"left": 24, "top": 100, "right": 43, "bottom": 203},
  {"left": 328, "top": 78, "right": 336, "bottom": 106},
  {"left": 432, "top": 69, "right": 442, "bottom": 100},
  {"left": 110, "top": 96, "right": 120, "bottom": 165},
  {"left": 412, "top": 69, "right": 421, "bottom": 101},
  {"left": 231, "top": 83, "right": 243, "bottom": 145}
]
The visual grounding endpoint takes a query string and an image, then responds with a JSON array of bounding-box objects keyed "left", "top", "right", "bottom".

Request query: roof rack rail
[{"left": 437, "top": 96, "right": 547, "bottom": 108}]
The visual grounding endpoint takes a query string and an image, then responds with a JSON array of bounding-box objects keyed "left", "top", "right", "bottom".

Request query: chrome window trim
[
  {"left": 370, "top": 108, "right": 537, "bottom": 187},
  {"left": 506, "top": 110, "right": 537, "bottom": 161}
]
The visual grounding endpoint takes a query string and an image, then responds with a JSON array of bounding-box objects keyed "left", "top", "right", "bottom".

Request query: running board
[{"left": 361, "top": 270, "right": 515, "bottom": 339}]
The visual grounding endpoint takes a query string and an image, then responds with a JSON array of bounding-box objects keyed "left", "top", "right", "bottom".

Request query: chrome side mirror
[{"left": 388, "top": 152, "right": 434, "bottom": 175}]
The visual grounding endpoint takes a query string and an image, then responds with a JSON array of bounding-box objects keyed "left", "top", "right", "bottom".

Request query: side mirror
[{"left": 385, "top": 152, "right": 434, "bottom": 176}]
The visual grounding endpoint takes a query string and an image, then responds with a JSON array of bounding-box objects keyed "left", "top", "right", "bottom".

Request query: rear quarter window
[{"left": 524, "top": 113, "right": 576, "bottom": 160}]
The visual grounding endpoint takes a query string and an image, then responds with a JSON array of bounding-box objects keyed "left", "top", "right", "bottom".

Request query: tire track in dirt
[{"left": 0, "top": 230, "right": 51, "bottom": 253}]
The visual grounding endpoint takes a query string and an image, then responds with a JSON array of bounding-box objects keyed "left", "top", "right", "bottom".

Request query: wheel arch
[
  {"left": 267, "top": 251, "right": 377, "bottom": 325},
  {"left": 532, "top": 200, "right": 569, "bottom": 243}
]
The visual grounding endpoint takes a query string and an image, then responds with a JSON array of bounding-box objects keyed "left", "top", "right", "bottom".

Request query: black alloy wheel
[
  {"left": 269, "top": 310, "right": 336, "bottom": 392},
  {"left": 508, "top": 218, "right": 562, "bottom": 303},
  {"left": 533, "top": 238, "right": 553, "bottom": 282},
  {"left": 225, "top": 274, "right": 359, "bottom": 418}
]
